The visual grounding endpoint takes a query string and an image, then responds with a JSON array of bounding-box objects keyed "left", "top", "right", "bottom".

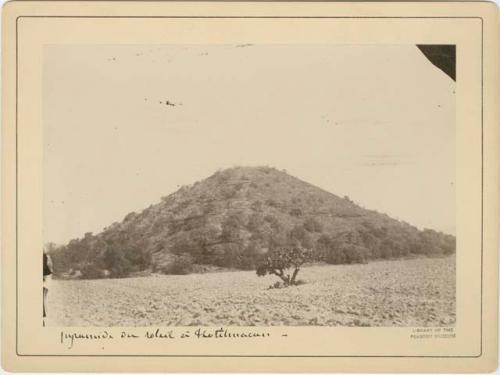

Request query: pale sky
[{"left": 43, "top": 44, "right": 455, "bottom": 245}]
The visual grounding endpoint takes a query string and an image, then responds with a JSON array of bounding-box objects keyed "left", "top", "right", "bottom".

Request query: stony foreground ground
[{"left": 47, "top": 256, "right": 455, "bottom": 327}]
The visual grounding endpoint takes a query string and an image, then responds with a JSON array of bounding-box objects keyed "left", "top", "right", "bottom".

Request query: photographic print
[
  {"left": 2, "top": 2, "right": 498, "bottom": 371},
  {"left": 43, "top": 44, "right": 456, "bottom": 328}
]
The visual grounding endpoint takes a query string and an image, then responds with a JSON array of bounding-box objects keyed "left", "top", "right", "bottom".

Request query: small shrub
[
  {"left": 303, "top": 217, "right": 323, "bottom": 232},
  {"left": 160, "top": 254, "right": 194, "bottom": 275},
  {"left": 264, "top": 215, "right": 277, "bottom": 223},
  {"left": 212, "top": 170, "right": 230, "bottom": 184},
  {"left": 265, "top": 199, "right": 279, "bottom": 208},
  {"left": 222, "top": 187, "right": 238, "bottom": 199},
  {"left": 345, "top": 245, "right": 369, "bottom": 264},
  {"left": 289, "top": 225, "right": 313, "bottom": 249},
  {"left": 247, "top": 213, "right": 263, "bottom": 232},
  {"left": 80, "top": 263, "right": 104, "bottom": 279},
  {"left": 123, "top": 212, "right": 137, "bottom": 222},
  {"left": 268, "top": 281, "right": 283, "bottom": 290},
  {"left": 251, "top": 200, "right": 263, "bottom": 211},
  {"left": 325, "top": 246, "right": 346, "bottom": 265},
  {"left": 289, "top": 208, "right": 302, "bottom": 217}
]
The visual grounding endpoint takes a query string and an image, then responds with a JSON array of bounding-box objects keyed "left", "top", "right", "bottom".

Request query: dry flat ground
[{"left": 47, "top": 256, "right": 455, "bottom": 327}]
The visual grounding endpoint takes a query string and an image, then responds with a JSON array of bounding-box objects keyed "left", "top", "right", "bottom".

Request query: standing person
[{"left": 43, "top": 249, "right": 53, "bottom": 326}]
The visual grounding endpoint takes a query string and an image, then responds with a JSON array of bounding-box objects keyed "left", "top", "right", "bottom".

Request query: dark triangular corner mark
[{"left": 416, "top": 45, "right": 456, "bottom": 82}]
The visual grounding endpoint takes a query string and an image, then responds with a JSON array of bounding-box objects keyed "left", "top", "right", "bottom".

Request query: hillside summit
[{"left": 51, "top": 166, "right": 455, "bottom": 279}]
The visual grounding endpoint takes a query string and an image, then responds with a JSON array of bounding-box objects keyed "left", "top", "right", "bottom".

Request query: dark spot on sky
[{"left": 159, "top": 100, "right": 177, "bottom": 107}]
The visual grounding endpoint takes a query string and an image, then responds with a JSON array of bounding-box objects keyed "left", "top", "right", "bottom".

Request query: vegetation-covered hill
[{"left": 50, "top": 166, "right": 455, "bottom": 278}]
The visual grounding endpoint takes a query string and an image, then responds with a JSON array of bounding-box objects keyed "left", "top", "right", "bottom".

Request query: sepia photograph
[
  {"left": 2, "top": 1, "right": 498, "bottom": 372},
  {"left": 42, "top": 44, "right": 457, "bottom": 328}
]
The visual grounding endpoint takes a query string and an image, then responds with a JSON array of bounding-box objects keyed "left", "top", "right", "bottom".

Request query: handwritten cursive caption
[{"left": 60, "top": 328, "right": 273, "bottom": 349}]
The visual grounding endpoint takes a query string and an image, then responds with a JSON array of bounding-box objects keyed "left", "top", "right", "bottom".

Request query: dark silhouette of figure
[{"left": 43, "top": 251, "right": 53, "bottom": 326}]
